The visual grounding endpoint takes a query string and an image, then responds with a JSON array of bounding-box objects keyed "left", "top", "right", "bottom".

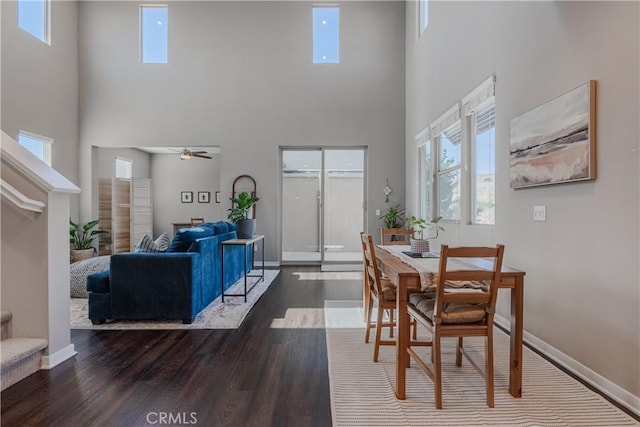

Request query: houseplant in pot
[
  {"left": 70, "top": 219, "right": 107, "bottom": 263},
  {"left": 228, "top": 191, "right": 260, "bottom": 239},
  {"left": 379, "top": 204, "right": 406, "bottom": 229},
  {"left": 404, "top": 215, "right": 444, "bottom": 254}
]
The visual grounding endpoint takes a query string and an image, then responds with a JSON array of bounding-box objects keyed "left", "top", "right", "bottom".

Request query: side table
[{"left": 221, "top": 235, "right": 265, "bottom": 302}]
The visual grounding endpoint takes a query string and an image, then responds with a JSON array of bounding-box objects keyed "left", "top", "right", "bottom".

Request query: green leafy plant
[
  {"left": 379, "top": 204, "right": 406, "bottom": 229},
  {"left": 227, "top": 191, "right": 260, "bottom": 224},
  {"left": 404, "top": 215, "right": 444, "bottom": 240},
  {"left": 69, "top": 219, "right": 107, "bottom": 250}
]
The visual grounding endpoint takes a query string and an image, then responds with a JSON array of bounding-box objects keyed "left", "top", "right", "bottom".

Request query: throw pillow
[
  {"left": 211, "top": 221, "right": 229, "bottom": 235},
  {"left": 134, "top": 233, "right": 170, "bottom": 253},
  {"left": 167, "top": 225, "right": 214, "bottom": 252}
]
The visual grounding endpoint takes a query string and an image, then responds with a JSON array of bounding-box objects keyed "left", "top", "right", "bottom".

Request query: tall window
[
  {"left": 115, "top": 157, "right": 132, "bottom": 179},
  {"left": 419, "top": 0, "right": 429, "bottom": 36},
  {"left": 471, "top": 105, "right": 496, "bottom": 224},
  {"left": 141, "top": 5, "right": 168, "bottom": 64},
  {"left": 18, "top": 131, "right": 52, "bottom": 166},
  {"left": 418, "top": 76, "right": 495, "bottom": 226},
  {"left": 417, "top": 129, "right": 432, "bottom": 220},
  {"left": 312, "top": 6, "right": 339, "bottom": 64},
  {"left": 437, "top": 122, "right": 462, "bottom": 221},
  {"left": 18, "top": 0, "right": 49, "bottom": 44}
]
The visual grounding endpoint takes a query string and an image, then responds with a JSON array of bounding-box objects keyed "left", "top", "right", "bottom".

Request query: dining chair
[
  {"left": 190, "top": 217, "right": 204, "bottom": 226},
  {"left": 380, "top": 228, "right": 413, "bottom": 245},
  {"left": 361, "top": 232, "right": 397, "bottom": 361},
  {"left": 406, "top": 244, "right": 505, "bottom": 409}
]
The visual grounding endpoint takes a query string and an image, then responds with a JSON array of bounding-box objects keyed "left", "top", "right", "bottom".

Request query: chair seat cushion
[{"left": 409, "top": 291, "right": 486, "bottom": 324}]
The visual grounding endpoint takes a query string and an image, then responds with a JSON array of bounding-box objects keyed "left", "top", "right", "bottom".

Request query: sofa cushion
[
  {"left": 134, "top": 233, "right": 170, "bottom": 253},
  {"left": 87, "top": 270, "right": 110, "bottom": 293},
  {"left": 211, "top": 221, "right": 229, "bottom": 235},
  {"left": 167, "top": 226, "right": 214, "bottom": 252}
]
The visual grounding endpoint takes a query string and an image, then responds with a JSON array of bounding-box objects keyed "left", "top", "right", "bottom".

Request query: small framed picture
[
  {"left": 198, "top": 191, "right": 210, "bottom": 203},
  {"left": 215, "top": 191, "right": 221, "bottom": 203},
  {"left": 181, "top": 191, "right": 193, "bottom": 203}
]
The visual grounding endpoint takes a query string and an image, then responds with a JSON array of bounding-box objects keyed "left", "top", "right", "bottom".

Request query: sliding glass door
[{"left": 281, "top": 148, "right": 366, "bottom": 264}]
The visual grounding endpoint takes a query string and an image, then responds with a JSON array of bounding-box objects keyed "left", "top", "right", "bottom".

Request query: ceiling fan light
[{"left": 180, "top": 153, "right": 191, "bottom": 160}]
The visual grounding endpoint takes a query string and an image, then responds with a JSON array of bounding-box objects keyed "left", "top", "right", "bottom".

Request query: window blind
[
  {"left": 430, "top": 103, "right": 461, "bottom": 139},
  {"left": 115, "top": 157, "right": 133, "bottom": 179},
  {"left": 476, "top": 106, "right": 496, "bottom": 134},
  {"left": 462, "top": 75, "right": 495, "bottom": 116}
]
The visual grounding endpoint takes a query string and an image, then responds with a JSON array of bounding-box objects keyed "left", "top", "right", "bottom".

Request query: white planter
[{"left": 410, "top": 238, "right": 430, "bottom": 254}]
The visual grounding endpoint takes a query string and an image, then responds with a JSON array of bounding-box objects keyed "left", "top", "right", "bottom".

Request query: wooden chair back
[
  {"left": 360, "top": 232, "right": 384, "bottom": 297},
  {"left": 191, "top": 217, "right": 204, "bottom": 226},
  {"left": 433, "top": 245, "right": 505, "bottom": 325},
  {"left": 380, "top": 228, "right": 413, "bottom": 245}
]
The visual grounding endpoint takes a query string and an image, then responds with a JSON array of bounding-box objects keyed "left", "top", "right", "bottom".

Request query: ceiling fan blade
[
  {"left": 192, "top": 153, "right": 212, "bottom": 159},
  {"left": 190, "top": 150, "right": 208, "bottom": 154}
]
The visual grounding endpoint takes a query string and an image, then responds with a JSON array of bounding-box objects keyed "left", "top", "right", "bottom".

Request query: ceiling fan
[{"left": 179, "top": 148, "right": 212, "bottom": 160}]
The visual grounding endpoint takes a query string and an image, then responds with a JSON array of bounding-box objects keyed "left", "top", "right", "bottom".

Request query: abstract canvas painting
[{"left": 510, "top": 80, "right": 597, "bottom": 188}]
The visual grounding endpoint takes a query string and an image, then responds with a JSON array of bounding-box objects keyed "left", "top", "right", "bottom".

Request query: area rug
[
  {"left": 70, "top": 269, "right": 280, "bottom": 330},
  {"left": 324, "top": 300, "right": 638, "bottom": 426}
]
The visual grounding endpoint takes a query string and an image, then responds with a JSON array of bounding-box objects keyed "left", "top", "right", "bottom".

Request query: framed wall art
[
  {"left": 181, "top": 191, "right": 193, "bottom": 203},
  {"left": 198, "top": 191, "right": 210, "bottom": 203},
  {"left": 509, "top": 80, "right": 597, "bottom": 189}
]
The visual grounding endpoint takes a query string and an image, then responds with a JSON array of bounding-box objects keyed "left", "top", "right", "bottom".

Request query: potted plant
[
  {"left": 70, "top": 219, "right": 107, "bottom": 262},
  {"left": 379, "top": 204, "right": 406, "bottom": 229},
  {"left": 228, "top": 191, "right": 260, "bottom": 239},
  {"left": 404, "top": 215, "right": 444, "bottom": 254}
]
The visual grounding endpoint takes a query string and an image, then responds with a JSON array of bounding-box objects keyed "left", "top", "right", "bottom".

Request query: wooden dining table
[{"left": 371, "top": 246, "right": 526, "bottom": 400}]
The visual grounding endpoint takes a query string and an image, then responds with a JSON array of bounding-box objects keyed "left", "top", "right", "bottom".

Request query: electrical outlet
[{"left": 533, "top": 205, "right": 546, "bottom": 221}]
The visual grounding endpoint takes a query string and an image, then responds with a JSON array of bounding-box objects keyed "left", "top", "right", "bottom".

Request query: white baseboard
[
  {"left": 494, "top": 314, "right": 640, "bottom": 417},
  {"left": 41, "top": 344, "right": 76, "bottom": 370}
]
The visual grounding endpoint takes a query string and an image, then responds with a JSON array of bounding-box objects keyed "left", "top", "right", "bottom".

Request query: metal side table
[{"left": 221, "top": 235, "right": 265, "bottom": 302}]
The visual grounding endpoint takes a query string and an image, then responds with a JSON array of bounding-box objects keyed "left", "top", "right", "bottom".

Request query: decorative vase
[
  {"left": 410, "top": 238, "right": 430, "bottom": 254},
  {"left": 70, "top": 248, "right": 95, "bottom": 263},
  {"left": 237, "top": 218, "right": 256, "bottom": 239}
]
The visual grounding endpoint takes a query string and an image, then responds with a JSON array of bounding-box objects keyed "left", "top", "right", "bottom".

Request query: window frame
[
  {"left": 418, "top": 0, "right": 429, "bottom": 37},
  {"left": 140, "top": 4, "right": 169, "bottom": 64},
  {"left": 469, "top": 103, "right": 496, "bottom": 225},
  {"left": 312, "top": 5, "right": 340, "bottom": 64},
  {"left": 418, "top": 76, "right": 496, "bottom": 226},
  {"left": 17, "top": 130, "right": 53, "bottom": 166},
  {"left": 115, "top": 157, "right": 133, "bottom": 179},
  {"left": 17, "top": 0, "right": 51, "bottom": 45}
]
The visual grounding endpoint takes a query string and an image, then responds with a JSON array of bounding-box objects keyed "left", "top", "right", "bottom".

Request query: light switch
[
  {"left": 533, "top": 205, "right": 546, "bottom": 221},
  {"left": 375, "top": 209, "right": 381, "bottom": 216}
]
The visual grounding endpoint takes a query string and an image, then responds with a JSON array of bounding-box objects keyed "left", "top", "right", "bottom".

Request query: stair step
[
  {"left": 0, "top": 338, "right": 48, "bottom": 391},
  {"left": 0, "top": 338, "right": 48, "bottom": 368}
]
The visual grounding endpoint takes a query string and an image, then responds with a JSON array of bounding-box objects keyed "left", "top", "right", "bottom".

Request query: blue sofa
[{"left": 87, "top": 222, "right": 251, "bottom": 324}]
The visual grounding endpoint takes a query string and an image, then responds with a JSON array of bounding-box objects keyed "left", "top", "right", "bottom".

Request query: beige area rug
[
  {"left": 324, "top": 300, "right": 638, "bottom": 427},
  {"left": 70, "top": 269, "right": 280, "bottom": 330}
]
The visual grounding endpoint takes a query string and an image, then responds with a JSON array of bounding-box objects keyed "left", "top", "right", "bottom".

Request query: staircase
[{"left": 0, "top": 310, "right": 48, "bottom": 391}]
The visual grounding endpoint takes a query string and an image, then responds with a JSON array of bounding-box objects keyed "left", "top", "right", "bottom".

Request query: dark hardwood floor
[{"left": 1, "top": 266, "right": 361, "bottom": 427}]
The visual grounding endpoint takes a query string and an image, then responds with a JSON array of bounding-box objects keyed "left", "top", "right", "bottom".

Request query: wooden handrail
[{"left": 1, "top": 179, "right": 46, "bottom": 213}]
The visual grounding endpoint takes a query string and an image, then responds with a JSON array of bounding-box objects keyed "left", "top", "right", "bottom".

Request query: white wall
[
  {"left": 405, "top": 1, "right": 639, "bottom": 401},
  {"left": 96, "top": 147, "right": 151, "bottom": 179},
  {"left": 151, "top": 153, "right": 222, "bottom": 237},
  {"left": 1, "top": 0, "right": 79, "bottom": 218},
  {"left": 77, "top": 1, "right": 407, "bottom": 260}
]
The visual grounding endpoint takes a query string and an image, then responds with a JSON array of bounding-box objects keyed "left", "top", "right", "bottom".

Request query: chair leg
[
  {"left": 373, "top": 301, "right": 384, "bottom": 362},
  {"left": 456, "top": 337, "right": 463, "bottom": 367},
  {"left": 411, "top": 319, "right": 417, "bottom": 340},
  {"left": 433, "top": 334, "right": 443, "bottom": 409},
  {"left": 388, "top": 309, "right": 394, "bottom": 338},
  {"left": 486, "top": 332, "right": 495, "bottom": 408},
  {"left": 364, "top": 292, "right": 374, "bottom": 343}
]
